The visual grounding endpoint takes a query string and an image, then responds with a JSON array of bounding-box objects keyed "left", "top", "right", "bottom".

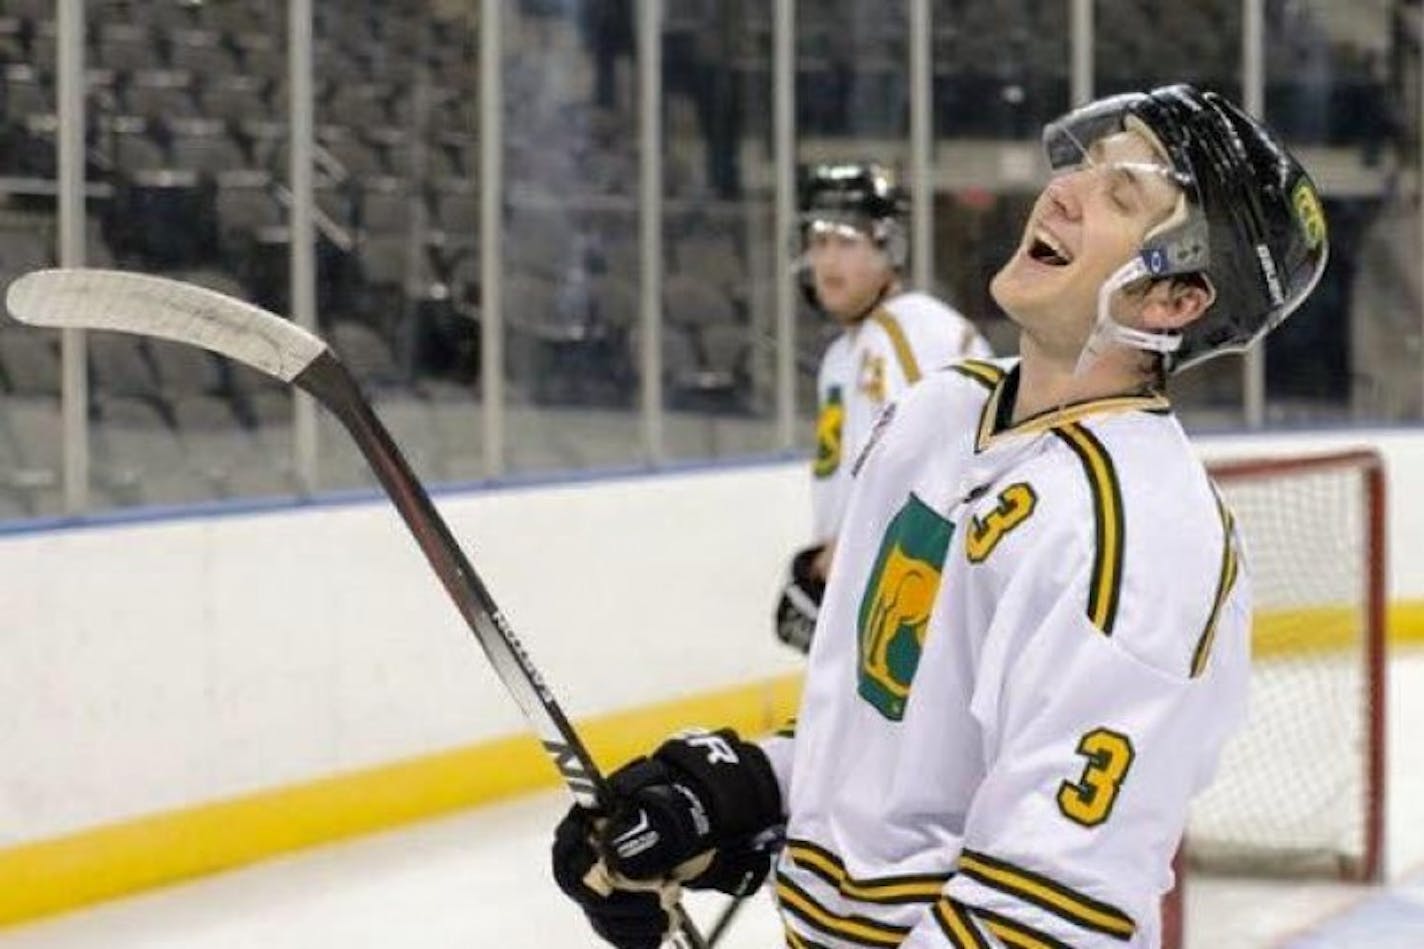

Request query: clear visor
[
  {"left": 794, "top": 215, "right": 878, "bottom": 270},
  {"left": 1043, "top": 96, "right": 1193, "bottom": 194},
  {"left": 801, "top": 216, "right": 875, "bottom": 245}
]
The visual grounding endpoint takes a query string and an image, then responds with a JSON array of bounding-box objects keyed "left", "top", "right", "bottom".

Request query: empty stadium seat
[
  {"left": 0, "top": 16, "right": 25, "bottom": 65},
  {"left": 147, "top": 336, "right": 228, "bottom": 398},
  {"left": 167, "top": 28, "right": 237, "bottom": 75},
  {"left": 663, "top": 273, "right": 737, "bottom": 329},
  {"left": 94, "top": 22, "right": 158, "bottom": 72},
  {"left": 672, "top": 231, "right": 745, "bottom": 292},
  {"left": 168, "top": 117, "right": 245, "bottom": 175},
  {"left": 0, "top": 327, "right": 60, "bottom": 397},
  {"left": 124, "top": 69, "right": 200, "bottom": 120},
  {"left": 91, "top": 394, "right": 218, "bottom": 506},
  {"left": 313, "top": 179, "right": 357, "bottom": 229},
  {"left": 328, "top": 319, "right": 405, "bottom": 387},
  {"left": 358, "top": 175, "right": 416, "bottom": 233},
  {"left": 318, "top": 124, "right": 384, "bottom": 177},
  {"left": 87, "top": 330, "right": 165, "bottom": 403},
  {"left": 432, "top": 131, "right": 477, "bottom": 177},
  {"left": 356, "top": 231, "right": 412, "bottom": 289},
  {"left": 0, "top": 228, "right": 53, "bottom": 278},
  {"left": 200, "top": 2, "right": 276, "bottom": 35},
  {"left": 2, "top": 63, "right": 50, "bottom": 123},
  {"left": 104, "top": 114, "right": 168, "bottom": 171},
  {"left": 85, "top": 218, "right": 116, "bottom": 268},
  {"left": 229, "top": 362, "right": 292, "bottom": 426},
  {"left": 235, "top": 119, "right": 287, "bottom": 169},
  {"left": 429, "top": 176, "right": 477, "bottom": 236},
  {"left": 373, "top": 129, "right": 416, "bottom": 178},
  {"left": 215, "top": 169, "right": 283, "bottom": 251},
  {"left": 589, "top": 274, "right": 638, "bottom": 331},
  {"left": 325, "top": 81, "right": 393, "bottom": 128},
  {"left": 313, "top": 41, "right": 372, "bottom": 85},
  {"left": 202, "top": 75, "right": 269, "bottom": 123},
  {"left": 231, "top": 32, "right": 285, "bottom": 78},
  {"left": 0, "top": 395, "right": 63, "bottom": 514},
  {"left": 170, "top": 391, "right": 244, "bottom": 433},
  {"left": 25, "top": 18, "right": 57, "bottom": 72}
]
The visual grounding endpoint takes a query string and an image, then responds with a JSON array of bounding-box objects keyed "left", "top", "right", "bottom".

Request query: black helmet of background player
[
  {"left": 1044, "top": 83, "right": 1328, "bottom": 374},
  {"left": 796, "top": 162, "right": 909, "bottom": 314}
]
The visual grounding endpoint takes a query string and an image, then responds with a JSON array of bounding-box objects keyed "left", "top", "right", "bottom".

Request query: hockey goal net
[{"left": 1185, "top": 449, "right": 1388, "bottom": 883}]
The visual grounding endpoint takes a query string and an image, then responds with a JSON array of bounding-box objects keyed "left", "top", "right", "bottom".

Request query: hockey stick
[
  {"left": 706, "top": 888, "right": 747, "bottom": 946},
  {"left": 5, "top": 268, "right": 707, "bottom": 949}
]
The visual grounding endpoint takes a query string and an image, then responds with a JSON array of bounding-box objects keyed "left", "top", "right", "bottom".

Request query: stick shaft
[
  {"left": 297, "top": 351, "right": 607, "bottom": 805},
  {"left": 294, "top": 353, "right": 706, "bottom": 949},
  {"left": 5, "top": 270, "right": 707, "bottom": 948},
  {"left": 706, "top": 895, "right": 746, "bottom": 946}
]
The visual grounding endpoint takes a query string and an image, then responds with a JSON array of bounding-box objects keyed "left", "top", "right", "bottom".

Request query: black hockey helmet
[
  {"left": 796, "top": 162, "right": 909, "bottom": 269},
  {"left": 1043, "top": 84, "right": 1328, "bottom": 373}
]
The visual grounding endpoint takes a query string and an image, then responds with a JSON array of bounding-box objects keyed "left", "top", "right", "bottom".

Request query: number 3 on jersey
[
  {"left": 1057, "top": 727, "right": 1135, "bottom": 827},
  {"left": 965, "top": 482, "right": 1037, "bottom": 563}
]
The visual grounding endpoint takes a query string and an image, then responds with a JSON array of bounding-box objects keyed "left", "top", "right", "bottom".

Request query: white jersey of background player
[
  {"left": 777, "top": 163, "right": 991, "bottom": 654},
  {"left": 811, "top": 292, "right": 991, "bottom": 543},
  {"left": 551, "top": 85, "right": 1329, "bottom": 949}
]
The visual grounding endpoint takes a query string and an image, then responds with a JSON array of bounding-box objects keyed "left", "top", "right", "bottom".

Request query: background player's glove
[{"left": 775, "top": 545, "right": 827, "bottom": 653}]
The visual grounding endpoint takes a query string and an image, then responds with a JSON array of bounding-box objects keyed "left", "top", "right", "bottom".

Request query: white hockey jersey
[
  {"left": 811, "top": 292, "right": 991, "bottom": 545},
  {"left": 764, "top": 358, "right": 1250, "bottom": 948}
]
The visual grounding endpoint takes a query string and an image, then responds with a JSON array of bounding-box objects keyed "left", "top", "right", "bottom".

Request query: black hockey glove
[
  {"left": 552, "top": 729, "right": 784, "bottom": 946},
  {"left": 599, "top": 729, "right": 784, "bottom": 892},
  {"left": 775, "top": 545, "right": 827, "bottom": 654}
]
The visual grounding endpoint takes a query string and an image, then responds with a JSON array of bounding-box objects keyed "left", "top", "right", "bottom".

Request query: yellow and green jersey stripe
[{"left": 1054, "top": 423, "right": 1125, "bottom": 636}]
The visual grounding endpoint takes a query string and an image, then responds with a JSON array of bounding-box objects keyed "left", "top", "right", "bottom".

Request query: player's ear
[{"left": 1138, "top": 276, "right": 1213, "bottom": 332}]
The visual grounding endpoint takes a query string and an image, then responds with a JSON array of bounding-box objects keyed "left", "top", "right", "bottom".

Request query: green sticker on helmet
[{"left": 1292, "top": 179, "right": 1326, "bottom": 250}]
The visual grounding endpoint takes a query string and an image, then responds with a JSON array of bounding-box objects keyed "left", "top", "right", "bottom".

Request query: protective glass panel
[
  {"left": 314, "top": 2, "right": 481, "bottom": 490},
  {"left": 661, "top": 0, "right": 778, "bottom": 461},
  {"left": 794, "top": 0, "right": 914, "bottom": 443},
  {"left": 1094, "top": 0, "right": 1243, "bottom": 102},
  {"left": 500, "top": 3, "right": 641, "bottom": 475},
  {"left": 0, "top": 9, "right": 60, "bottom": 520},
  {"left": 931, "top": 0, "right": 1070, "bottom": 365},
  {"left": 73, "top": 0, "right": 296, "bottom": 510},
  {"left": 1265, "top": 0, "right": 1419, "bottom": 423}
]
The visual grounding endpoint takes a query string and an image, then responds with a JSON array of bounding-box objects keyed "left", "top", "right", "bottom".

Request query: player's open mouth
[{"left": 1028, "top": 228, "right": 1073, "bottom": 267}]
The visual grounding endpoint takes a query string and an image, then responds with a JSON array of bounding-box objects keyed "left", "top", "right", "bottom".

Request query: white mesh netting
[{"left": 1186, "top": 454, "right": 1383, "bottom": 880}]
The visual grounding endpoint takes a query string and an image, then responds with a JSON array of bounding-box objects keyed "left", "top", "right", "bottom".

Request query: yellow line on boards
[
  {"left": 3, "top": 597, "right": 1422, "bottom": 929},
  {"left": 1390, "top": 600, "right": 1424, "bottom": 645},
  {"left": 0, "top": 673, "right": 804, "bottom": 928},
  {"left": 1253, "top": 600, "right": 1424, "bottom": 658}
]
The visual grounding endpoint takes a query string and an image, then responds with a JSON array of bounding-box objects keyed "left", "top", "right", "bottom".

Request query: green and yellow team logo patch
[
  {"left": 814, "top": 386, "right": 845, "bottom": 479},
  {"left": 1292, "top": 178, "right": 1326, "bottom": 250},
  {"left": 857, "top": 494, "right": 954, "bottom": 720}
]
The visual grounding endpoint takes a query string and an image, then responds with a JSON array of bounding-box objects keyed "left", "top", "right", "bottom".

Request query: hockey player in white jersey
[
  {"left": 552, "top": 84, "right": 1328, "bottom": 948},
  {"left": 777, "top": 162, "right": 991, "bottom": 654}
]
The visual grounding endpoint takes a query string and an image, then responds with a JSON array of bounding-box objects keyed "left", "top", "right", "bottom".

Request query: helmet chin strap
[{"left": 1073, "top": 256, "right": 1183, "bottom": 376}]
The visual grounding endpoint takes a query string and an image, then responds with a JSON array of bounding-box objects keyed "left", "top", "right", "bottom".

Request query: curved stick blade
[{"left": 6, "top": 268, "right": 326, "bottom": 382}]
